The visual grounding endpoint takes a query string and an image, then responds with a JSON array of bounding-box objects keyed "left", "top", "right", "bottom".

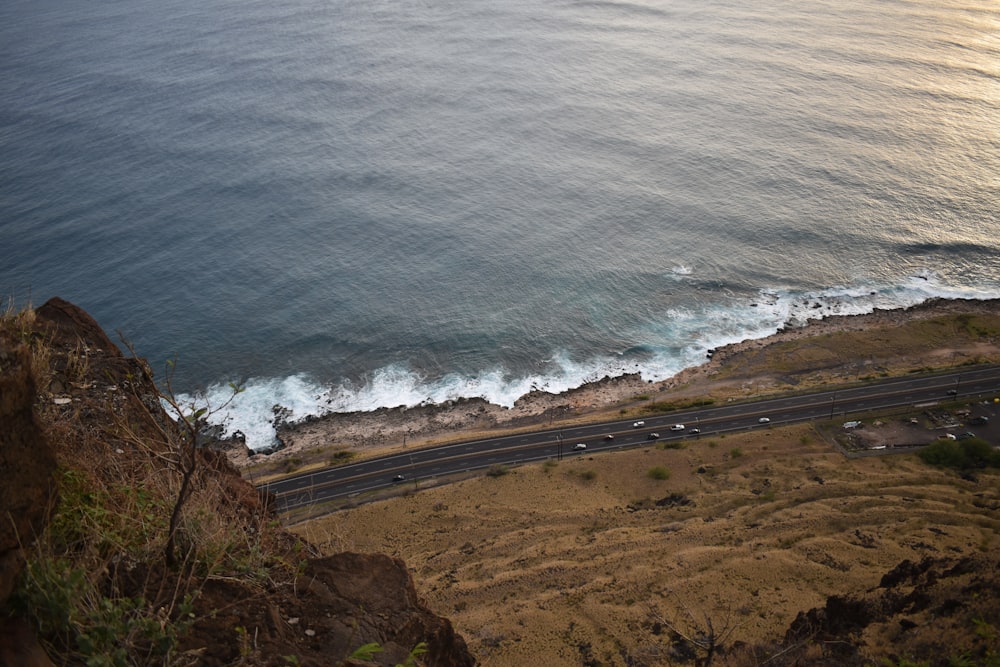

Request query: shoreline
[{"left": 228, "top": 297, "right": 1000, "bottom": 471}]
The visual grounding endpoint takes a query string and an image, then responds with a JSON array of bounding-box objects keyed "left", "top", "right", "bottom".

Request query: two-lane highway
[{"left": 261, "top": 365, "right": 1000, "bottom": 512}]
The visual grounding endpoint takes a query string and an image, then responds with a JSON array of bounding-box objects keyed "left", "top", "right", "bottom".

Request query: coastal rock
[{"left": 259, "top": 373, "right": 655, "bottom": 467}]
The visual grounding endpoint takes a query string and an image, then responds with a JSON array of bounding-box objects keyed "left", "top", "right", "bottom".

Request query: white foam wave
[{"left": 182, "top": 272, "right": 1000, "bottom": 451}]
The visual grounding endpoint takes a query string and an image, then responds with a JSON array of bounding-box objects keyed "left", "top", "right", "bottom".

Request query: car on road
[
  {"left": 689, "top": 428, "right": 700, "bottom": 434},
  {"left": 605, "top": 435, "right": 614, "bottom": 440},
  {"left": 670, "top": 424, "right": 685, "bottom": 431},
  {"left": 647, "top": 432, "right": 660, "bottom": 440},
  {"left": 758, "top": 417, "right": 771, "bottom": 424},
  {"left": 633, "top": 421, "right": 645, "bottom": 428},
  {"left": 392, "top": 474, "right": 405, "bottom": 483},
  {"left": 574, "top": 443, "right": 587, "bottom": 450}
]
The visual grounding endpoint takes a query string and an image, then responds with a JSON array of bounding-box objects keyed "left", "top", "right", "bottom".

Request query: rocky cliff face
[
  {"left": 0, "top": 298, "right": 476, "bottom": 667},
  {"left": 0, "top": 330, "right": 56, "bottom": 605},
  {"left": 0, "top": 322, "right": 58, "bottom": 667},
  {"left": 780, "top": 554, "right": 1000, "bottom": 666}
]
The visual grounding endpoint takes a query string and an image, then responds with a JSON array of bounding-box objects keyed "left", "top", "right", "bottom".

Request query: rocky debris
[
  {"left": 298, "top": 553, "right": 474, "bottom": 666},
  {"left": 850, "top": 529, "right": 878, "bottom": 549},
  {"left": 626, "top": 493, "right": 694, "bottom": 512},
  {"left": 176, "top": 552, "right": 475, "bottom": 666},
  {"left": 780, "top": 554, "right": 1000, "bottom": 666},
  {"left": 655, "top": 493, "right": 694, "bottom": 508}
]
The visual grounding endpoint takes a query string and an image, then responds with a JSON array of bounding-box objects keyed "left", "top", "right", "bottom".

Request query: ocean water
[{"left": 2, "top": 0, "right": 999, "bottom": 450}]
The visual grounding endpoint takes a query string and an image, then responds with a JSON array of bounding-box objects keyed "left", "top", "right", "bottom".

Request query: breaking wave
[{"left": 179, "top": 272, "right": 1000, "bottom": 451}]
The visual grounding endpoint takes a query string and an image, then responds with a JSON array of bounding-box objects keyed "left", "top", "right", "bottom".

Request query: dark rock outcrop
[
  {"left": 0, "top": 334, "right": 56, "bottom": 601},
  {"left": 782, "top": 553, "right": 1000, "bottom": 666},
  {"left": 300, "top": 553, "right": 475, "bottom": 667},
  {"left": 0, "top": 330, "right": 57, "bottom": 665}
]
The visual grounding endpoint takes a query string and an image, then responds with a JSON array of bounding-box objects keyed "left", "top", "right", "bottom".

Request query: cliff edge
[{"left": 0, "top": 298, "right": 475, "bottom": 667}]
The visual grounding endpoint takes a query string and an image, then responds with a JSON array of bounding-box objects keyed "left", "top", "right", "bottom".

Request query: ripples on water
[{"left": 1, "top": 0, "right": 998, "bottom": 447}]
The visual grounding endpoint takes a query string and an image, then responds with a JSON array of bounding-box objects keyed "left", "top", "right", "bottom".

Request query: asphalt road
[{"left": 260, "top": 365, "right": 1000, "bottom": 512}]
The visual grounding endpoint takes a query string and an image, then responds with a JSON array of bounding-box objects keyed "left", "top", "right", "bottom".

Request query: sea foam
[{"left": 179, "top": 273, "right": 999, "bottom": 451}]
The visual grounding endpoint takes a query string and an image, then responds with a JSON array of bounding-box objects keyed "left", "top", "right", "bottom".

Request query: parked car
[{"left": 574, "top": 443, "right": 587, "bottom": 450}]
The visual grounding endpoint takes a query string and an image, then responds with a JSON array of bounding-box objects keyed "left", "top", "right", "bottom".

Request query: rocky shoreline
[{"left": 227, "top": 297, "right": 1000, "bottom": 469}]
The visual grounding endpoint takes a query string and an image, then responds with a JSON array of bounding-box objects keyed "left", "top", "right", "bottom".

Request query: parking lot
[{"left": 825, "top": 396, "right": 1000, "bottom": 455}]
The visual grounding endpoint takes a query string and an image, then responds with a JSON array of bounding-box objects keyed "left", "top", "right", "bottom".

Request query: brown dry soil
[
  {"left": 294, "top": 424, "right": 1000, "bottom": 665},
  {"left": 288, "top": 298, "right": 1000, "bottom": 666}
]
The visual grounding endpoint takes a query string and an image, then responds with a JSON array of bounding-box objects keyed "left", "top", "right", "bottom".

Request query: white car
[
  {"left": 573, "top": 443, "right": 587, "bottom": 450},
  {"left": 670, "top": 424, "right": 685, "bottom": 431},
  {"left": 758, "top": 417, "right": 771, "bottom": 424},
  {"left": 633, "top": 421, "right": 645, "bottom": 428}
]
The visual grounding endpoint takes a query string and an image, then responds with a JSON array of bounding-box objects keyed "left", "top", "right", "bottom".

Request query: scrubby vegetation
[
  {"left": 486, "top": 464, "right": 511, "bottom": 477},
  {"left": 1, "top": 303, "right": 303, "bottom": 665},
  {"left": 640, "top": 397, "right": 715, "bottom": 415},
  {"left": 647, "top": 465, "right": 671, "bottom": 480},
  {"left": 2, "top": 301, "right": 473, "bottom": 666},
  {"left": 918, "top": 437, "right": 1000, "bottom": 470}
]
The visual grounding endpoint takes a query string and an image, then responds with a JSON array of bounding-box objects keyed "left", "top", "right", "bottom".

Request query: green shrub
[
  {"left": 7, "top": 459, "right": 279, "bottom": 665},
  {"left": 647, "top": 466, "right": 671, "bottom": 480},
  {"left": 656, "top": 441, "right": 685, "bottom": 450},
  {"left": 918, "top": 437, "right": 1000, "bottom": 470},
  {"left": 326, "top": 450, "right": 356, "bottom": 466}
]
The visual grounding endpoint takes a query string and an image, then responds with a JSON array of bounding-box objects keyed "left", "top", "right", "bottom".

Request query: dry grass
[
  {"left": 2, "top": 303, "right": 305, "bottom": 665},
  {"left": 294, "top": 424, "right": 1000, "bottom": 665}
]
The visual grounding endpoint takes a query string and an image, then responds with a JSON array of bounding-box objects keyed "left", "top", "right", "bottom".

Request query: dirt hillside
[{"left": 295, "top": 423, "right": 1000, "bottom": 665}]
